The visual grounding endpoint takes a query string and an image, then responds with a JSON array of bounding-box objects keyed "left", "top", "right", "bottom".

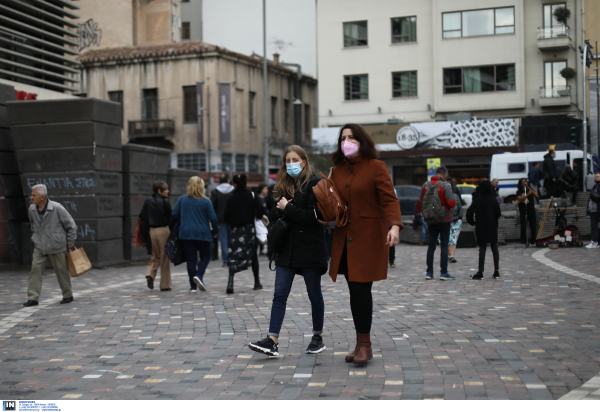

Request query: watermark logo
[{"left": 2, "top": 401, "right": 16, "bottom": 411}]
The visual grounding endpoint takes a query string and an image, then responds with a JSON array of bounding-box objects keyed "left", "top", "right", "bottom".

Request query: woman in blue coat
[{"left": 171, "top": 176, "right": 219, "bottom": 292}]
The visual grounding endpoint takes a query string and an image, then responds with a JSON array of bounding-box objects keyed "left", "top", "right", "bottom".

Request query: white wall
[{"left": 201, "top": 0, "right": 317, "bottom": 77}]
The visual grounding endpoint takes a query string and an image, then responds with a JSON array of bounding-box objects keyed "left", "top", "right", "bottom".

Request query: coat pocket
[{"left": 359, "top": 209, "right": 382, "bottom": 218}]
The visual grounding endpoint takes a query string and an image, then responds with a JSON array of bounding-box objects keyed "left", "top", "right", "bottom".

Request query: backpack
[
  {"left": 312, "top": 169, "right": 349, "bottom": 226},
  {"left": 421, "top": 181, "right": 446, "bottom": 225}
]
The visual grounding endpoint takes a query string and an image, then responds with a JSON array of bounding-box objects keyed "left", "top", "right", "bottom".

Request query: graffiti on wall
[{"left": 77, "top": 19, "right": 102, "bottom": 51}]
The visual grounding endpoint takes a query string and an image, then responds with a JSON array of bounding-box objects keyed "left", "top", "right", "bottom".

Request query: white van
[{"left": 490, "top": 150, "right": 589, "bottom": 203}]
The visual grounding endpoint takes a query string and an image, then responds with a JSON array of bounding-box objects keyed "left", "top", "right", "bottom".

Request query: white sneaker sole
[
  {"left": 248, "top": 342, "right": 278, "bottom": 357},
  {"left": 440, "top": 277, "right": 455, "bottom": 281},
  {"left": 306, "top": 345, "right": 326, "bottom": 354},
  {"left": 193, "top": 277, "right": 207, "bottom": 291}
]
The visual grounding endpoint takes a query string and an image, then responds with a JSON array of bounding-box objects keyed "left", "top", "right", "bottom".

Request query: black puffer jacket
[
  {"left": 466, "top": 181, "right": 501, "bottom": 244},
  {"left": 223, "top": 188, "right": 265, "bottom": 228},
  {"left": 139, "top": 193, "right": 172, "bottom": 254},
  {"left": 269, "top": 176, "right": 328, "bottom": 273}
]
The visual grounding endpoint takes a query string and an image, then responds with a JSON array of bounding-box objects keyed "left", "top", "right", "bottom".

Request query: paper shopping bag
[
  {"left": 66, "top": 247, "right": 92, "bottom": 277},
  {"left": 132, "top": 217, "right": 146, "bottom": 247}
]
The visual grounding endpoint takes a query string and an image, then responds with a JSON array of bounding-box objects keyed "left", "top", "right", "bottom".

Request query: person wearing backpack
[{"left": 416, "top": 166, "right": 456, "bottom": 280}]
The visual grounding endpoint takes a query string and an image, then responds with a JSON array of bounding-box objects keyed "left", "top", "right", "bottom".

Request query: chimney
[{"left": 273, "top": 53, "right": 280, "bottom": 66}]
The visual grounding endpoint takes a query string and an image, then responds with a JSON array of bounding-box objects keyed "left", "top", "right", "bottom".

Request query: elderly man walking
[{"left": 23, "top": 184, "right": 77, "bottom": 307}]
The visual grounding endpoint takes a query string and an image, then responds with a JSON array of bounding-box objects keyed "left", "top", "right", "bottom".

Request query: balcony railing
[
  {"left": 537, "top": 25, "right": 569, "bottom": 39},
  {"left": 539, "top": 86, "right": 571, "bottom": 98},
  {"left": 128, "top": 119, "right": 175, "bottom": 138}
]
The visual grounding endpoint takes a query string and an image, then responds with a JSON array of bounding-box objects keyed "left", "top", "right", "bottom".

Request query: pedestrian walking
[
  {"left": 139, "top": 180, "right": 172, "bottom": 291},
  {"left": 171, "top": 177, "right": 219, "bottom": 293},
  {"left": 563, "top": 165, "right": 581, "bottom": 205},
  {"left": 248, "top": 145, "right": 328, "bottom": 357},
  {"left": 529, "top": 161, "right": 542, "bottom": 202},
  {"left": 223, "top": 173, "right": 266, "bottom": 294},
  {"left": 543, "top": 149, "right": 561, "bottom": 198},
  {"left": 328, "top": 124, "right": 402, "bottom": 365},
  {"left": 211, "top": 174, "right": 234, "bottom": 267},
  {"left": 466, "top": 180, "right": 502, "bottom": 279},
  {"left": 446, "top": 182, "right": 463, "bottom": 263},
  {"left": 586, "top": 171, "right": 600, "bottom": 249},
  {"left": 516, "top": 178, "right": 538, "bottom": 246},
  {"left": 416, "top": 166, "right": 457, "bottom": 280},
  {"left": 256, "top": 183, "right": 269, "bottom": 256},
  {"left": 23, "top": 184, "right": 77, "bottom": 307}
]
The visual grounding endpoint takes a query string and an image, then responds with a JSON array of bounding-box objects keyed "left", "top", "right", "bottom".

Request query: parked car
[
  {"left": 456, "top": 184, "right": 476, "bottom": 207},
  {"left": 394, "top": 185, "right": 422, "bottom": 215}
]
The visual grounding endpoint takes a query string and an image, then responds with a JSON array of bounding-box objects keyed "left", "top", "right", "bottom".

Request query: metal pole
[
  {"left": 207, "top": 85, "right": 211, "bottom": 186},
  {"left": 262, "top": 0, "right": 269, "bottom": 184},
  {"left": 597, "top": 41, "right": 599, "bottom": 156},
  {"left": 583, "top": 43, "right": 588, "bottom": 192}
]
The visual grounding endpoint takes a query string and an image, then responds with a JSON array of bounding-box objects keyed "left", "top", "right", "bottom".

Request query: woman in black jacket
[
  {"left": 223, "top": 174, "right": 266, "bottom": 294},
  {"left": 248, "top": 145, "right": 328, "bottom": 357},
  {"left": 139, "top": 180, "right": 172, "bottom": 291},
  {"left": 466, "top": 180, "right": 502, "bottom": 280}
]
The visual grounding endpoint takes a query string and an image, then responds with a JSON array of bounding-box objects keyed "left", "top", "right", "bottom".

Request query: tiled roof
[{"left": 78, "top": 41, "right": 297, "bottom": 75}]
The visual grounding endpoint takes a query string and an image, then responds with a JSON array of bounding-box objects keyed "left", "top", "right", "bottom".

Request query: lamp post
[
  {"left": 262, "top": 0, "right": 269, "bottom": 184},
  {"left": 198, "top": 88, "right": 211, "bottom": 187}
]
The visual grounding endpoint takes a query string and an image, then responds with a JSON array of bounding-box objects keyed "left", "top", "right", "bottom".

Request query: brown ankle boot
[
  {"left": 345, "top": 333, "right": 359, "bottom": 363},
  {"left": 352, "top": 333, "right": 372, "bottom": 365}
]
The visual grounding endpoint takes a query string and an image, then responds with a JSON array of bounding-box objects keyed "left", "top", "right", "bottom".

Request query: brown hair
[
  {"left": 152, "top": 180, "right": 168, "bottom": 193},
  {"left": 274, "top": 145, "right": 313, "bottom": 201},
  {"left": 330, "top": 123, "right": 379, "bottom": 165}
]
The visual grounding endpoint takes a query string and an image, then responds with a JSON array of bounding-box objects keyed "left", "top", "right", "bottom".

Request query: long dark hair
[
  {"left": 517, "top": 178, "right": 527, "bottom": 191},
  {"left": 478, "top": 179, "right": 494, "bottom": 197},
  {"left": 330, "top": 123, "right": 379, "bottom": 165}
]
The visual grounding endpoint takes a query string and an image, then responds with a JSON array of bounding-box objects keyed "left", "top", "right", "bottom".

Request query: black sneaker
[
  {"left": 23, "top": 300, "right": 38, "bottom": 307},
  {"left": 248, "top": 336, "right": 279, "bottom": 356},
  {"left": 492, "top": 271, "right": 500, "bottom": 279},
  {"left": 471, "top": 272, "right": 484, "bottom": 280},
  {"left": 449, "top": 256, "right": 457, "bottom": 263},
  {"left": 305, "top": 334, "right": 326, "bottom": 354}
]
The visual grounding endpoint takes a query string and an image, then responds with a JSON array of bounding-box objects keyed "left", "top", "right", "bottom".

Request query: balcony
[
  {"left": 537, "top": 26, "right": 571, "bottom": 51},
  {"left": 539, "top": 86, "right": 571, "bottom": 107},
  {"left": 128, "top": 119, "right": 175, "bottom": 138}
]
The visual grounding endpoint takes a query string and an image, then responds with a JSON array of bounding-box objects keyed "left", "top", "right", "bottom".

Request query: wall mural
[
  {"left": 395, "top": 119, "right": 516, "bottom": 150},
  {"left": 77, "top": 19, "right": 102, "bottom": 51}
]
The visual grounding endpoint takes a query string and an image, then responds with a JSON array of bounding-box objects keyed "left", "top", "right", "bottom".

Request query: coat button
[
  {"left": 345, "top": 184, "right": 349, "bottom": 188},
  {"left": 348, "top": 238, "right": 353, "bottom": 243},
  {"left": 349, "top": 169, "right": 353, "bottom": 173}
]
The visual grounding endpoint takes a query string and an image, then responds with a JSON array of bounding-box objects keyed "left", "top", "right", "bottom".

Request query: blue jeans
[
  {"left": 427, "top": 222, "right": 450, "bottom": 274},
  {"left": 218, "top": 222, "right": 231, "bottom": 265},
  {"left": 180, "top": 239, "right": 211, "bottom": 290},
  {"left": 268, "top": 266, "right": 324, "bottom": 337},
  {"left": 416, "top": 215, "right": 429, "bottom": 242}
]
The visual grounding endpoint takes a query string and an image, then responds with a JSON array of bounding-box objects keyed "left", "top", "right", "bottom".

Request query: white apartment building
[{"left": 317, "top": 0, "right": 586, "bottom": 185}]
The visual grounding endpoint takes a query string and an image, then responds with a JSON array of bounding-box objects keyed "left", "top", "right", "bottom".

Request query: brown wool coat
[{"left": 328, "top": 157, "right": 402, "bottom": 283}]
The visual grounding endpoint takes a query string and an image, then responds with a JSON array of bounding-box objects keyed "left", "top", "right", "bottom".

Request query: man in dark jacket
[
  {"left": 416, "top": 166, "right": 456, "bottom": 280},
  {"left": 543, "top": 150, "right": 560, "bottom": 197},
  {"left": 211, "top": 174, "right": 234, "bottom": 267},
  {"left": 563, "top": 164, "right": 580, "bottom": 205}
]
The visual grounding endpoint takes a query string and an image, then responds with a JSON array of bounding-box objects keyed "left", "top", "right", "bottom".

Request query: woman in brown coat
[{"left": 329, "top": 124, "right": 402, "bottom": 365}]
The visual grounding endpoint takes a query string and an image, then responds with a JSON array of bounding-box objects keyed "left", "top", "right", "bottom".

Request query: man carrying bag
[{"left": 24, "top": 184, "right": 77, "bottom": 307}]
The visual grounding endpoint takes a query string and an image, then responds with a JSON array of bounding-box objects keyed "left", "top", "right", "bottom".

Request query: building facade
[
  {"left": 78, "top": 42, "right": 317, "bottom": 185},
  {"left": 317, "top": 0, "right": 587, "bottom": 185}
]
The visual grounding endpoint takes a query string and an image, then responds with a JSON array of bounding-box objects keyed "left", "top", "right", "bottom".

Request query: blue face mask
[{"left": 286, "top": 162, "right": 303, "bottom": 178}]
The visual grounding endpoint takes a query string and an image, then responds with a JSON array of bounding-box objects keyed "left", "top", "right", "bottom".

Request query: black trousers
[
  {"left": 340, "top": 245, "right": 373, "bottom": 334},
  {"left": 478, "top": 242, "right": 499, "bottom": 273},
  {"left": 389, "top": 245, "right": 395, "bottom": 263},
  {"left": 519, "top": 203, "right": 537, "bottom": 244}
]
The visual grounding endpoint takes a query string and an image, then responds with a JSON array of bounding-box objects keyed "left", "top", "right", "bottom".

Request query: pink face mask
[{"left": 341, "top": 140, "right": 359, "bottom": 158}]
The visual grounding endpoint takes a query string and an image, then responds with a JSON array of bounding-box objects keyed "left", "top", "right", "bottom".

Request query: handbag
[
  {"left": 132, "top": 217, "right": 146, "bottom": 247},
  {"left": 164, "top": 217, "right": 186, "bottom": 266},
  {"left": 255, "top": 218, "right": 268, "bottom": 245},
  {"left": 267, "top": 216, "right": 289, "bottom": 270},
  {"left": 312, "top": 168, "right": 349, "bottom": 226},
  {"left": 66, "top": 246, "right": 92, "bottom": 277}
]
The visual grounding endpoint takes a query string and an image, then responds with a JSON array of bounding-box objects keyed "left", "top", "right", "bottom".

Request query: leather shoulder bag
[{"left": 312, "top": 168, "right": 349, "bottom": 226}]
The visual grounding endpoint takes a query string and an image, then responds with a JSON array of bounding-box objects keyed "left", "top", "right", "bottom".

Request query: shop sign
[{"left": 396, "top": 126, "right": 420, "bottom": 149}]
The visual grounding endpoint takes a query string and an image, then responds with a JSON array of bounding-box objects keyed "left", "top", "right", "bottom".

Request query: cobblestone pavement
[{"left": 0, "top": 243, "right": 599, "bottom": 400}]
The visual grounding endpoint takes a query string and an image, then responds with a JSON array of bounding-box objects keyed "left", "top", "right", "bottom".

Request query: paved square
[{"left": 0, "top": 244, "right": 599, "bottom": 400}]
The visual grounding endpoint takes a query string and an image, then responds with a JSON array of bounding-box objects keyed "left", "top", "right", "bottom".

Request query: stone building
[{"left": 78, "top": 41, "right": 317, "bottom": 184}]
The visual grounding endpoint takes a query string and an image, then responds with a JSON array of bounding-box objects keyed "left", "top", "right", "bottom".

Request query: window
[
  {"left": 283, "top": 99, "right": 290, "bottom": 132},
  {"left": 182, "top": 86, "right": 197, "bottom": 123},
  {"left": 271, "top": 96, "right": 277, "bottom": 133},
  {"left": 304, "top": 104, "right": 310, "bottom": 137},
  {"left": 344, "top": 74, "right": 368, "bottom": 100},
  {"left": 221, "top": 153, "right": 233, "bottom": 172},
  {"left": 177, "top": 153, "right": 206, "bottom": 172},
  {"left": 443, "top": 64, "right": 515, "bottom": 94},
  {"left": 544, "top": 3, "right": 565, "bottom": 29},
  {"left": 248, "top": 155, "right": 259, "bottom": 173},
  {"left": 392, "top": 71, "right": 417, "bottom": 97},
  {"left": 235, "top": 154, "right": 246, "bottom": 172},
  {"left": 107, "top": 91, "right": 123, "bottom": 127},
  {"left": 142, "top": 88, "right": 158, "bottom": 120},
  {"left": 249, "top": 92, "right": 256, "bottom": 127},
  {"left": 442, "top": 7, "right": 514, "bottom": 38},
  {"left": 543, "top": 61, "right": 567, "bottom": 97},
  {"left": 343, "top": 21, "right": 367, "bottom": 47},
  {"left": 391, "top": 16, "right": 416, "bottom": 43},
  {"left": 508, "top": 163, "right": 526, "bottom": 173},
  {"left": 269, "top": 155, "right": 281, "bottom": 168},
  {"left": 182, "top": 22, "right": 190, "bottom": 40}
]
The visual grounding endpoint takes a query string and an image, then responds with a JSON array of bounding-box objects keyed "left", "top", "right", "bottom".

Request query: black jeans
[
  {"left": 389, "top": 245, "right": 395, "bottom": 263},
  {"left": 591, "top": 212, "right": 599, "bottom": 243},
  {"left": 427, "top": 222, "right": 451, "bottom": 274},
  {"left": 478, "top": 242, "right": 499, "bottom": 273},
  {"left": 518, "top": 203, "right": 537, "bottom": 244}
]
